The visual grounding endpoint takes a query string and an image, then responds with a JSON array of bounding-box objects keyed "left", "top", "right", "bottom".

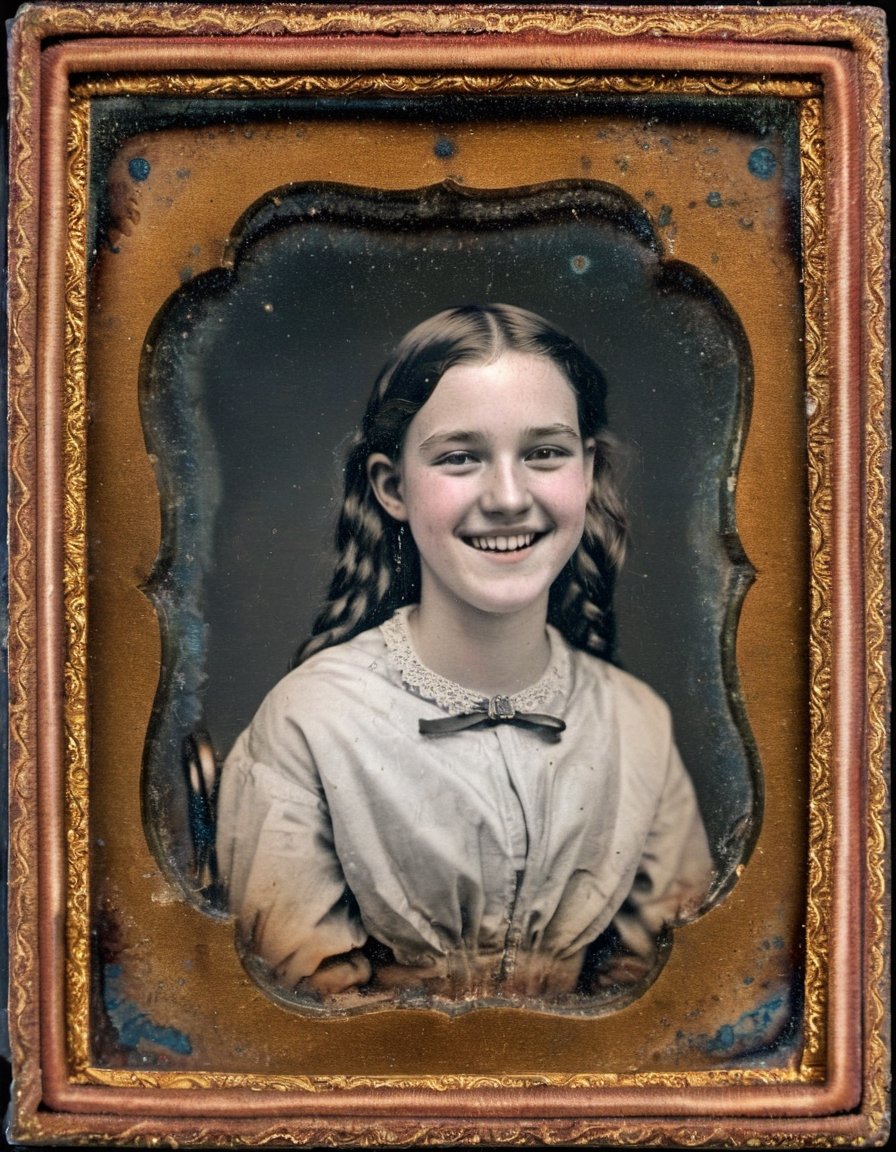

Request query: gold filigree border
[
  {"left": 9, "top": 1115, "right": 891, "bottom": 1150},
  {"left": 797, "top": 96, "right": 830, "bottom": 1076},
  {"left": 64, "top": 93, "right": 93, "bottom": 1080},
  {"left": 72, "top": 73, "right": 822, "bottom": 99},
  {"left": 4, "top": 5, "right": 43, "bottom": 1132},
  {"left": 75, "top": 1066, "right": 806, "bottom": 1093},
  {"left": 4, "top": 2, "right": 886, "bottom": 1144},
  {"left": 63, "top": 67, "right": 828, "bottom": 1095},
  {"left": 11, "top": 0, "right": 891, "bottom": 47},
  {"left": 855, "top": 20, "right": 891, "bottom": 1144}
]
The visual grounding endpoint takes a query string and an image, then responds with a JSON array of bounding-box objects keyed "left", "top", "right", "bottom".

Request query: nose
[{"left": 480, "top": 458, "right": 533, "bottom": 517}]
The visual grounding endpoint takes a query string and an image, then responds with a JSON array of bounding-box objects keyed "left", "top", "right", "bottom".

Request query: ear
[
  {"left": 367, "top": 453, "right": 409, "bottom": 521},
  {"left": 582, "top": 436, "right": 597, "bottom": 473}
]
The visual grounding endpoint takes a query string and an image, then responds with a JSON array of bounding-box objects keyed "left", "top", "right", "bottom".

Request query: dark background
[{"left": 140, "top": 177, "right": 763, "bottom": 895}]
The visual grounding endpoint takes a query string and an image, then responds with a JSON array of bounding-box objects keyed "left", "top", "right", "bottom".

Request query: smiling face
[{"left": 367, "top": 351, "right": 595, "bottom": 627}]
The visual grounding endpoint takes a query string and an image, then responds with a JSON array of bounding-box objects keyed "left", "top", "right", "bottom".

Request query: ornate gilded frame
[{"left": 3, "top": 3, "right": 889, "bottom": 1146}]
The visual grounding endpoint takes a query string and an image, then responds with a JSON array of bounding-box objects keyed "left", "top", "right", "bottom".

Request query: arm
[
  {"left": 617, "top": 740, "right": 713, "bottom": 941},
  {"left": 588, "top": 740, "right": 714, "bottom": 992},
  {"left": 216, "top": 686, "right": 371, "bottom": 996}
]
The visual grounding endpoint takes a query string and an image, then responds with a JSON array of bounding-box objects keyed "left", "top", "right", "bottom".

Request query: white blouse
[{"left": 216, "top": 608, "right": 714, "bottom": 1014}]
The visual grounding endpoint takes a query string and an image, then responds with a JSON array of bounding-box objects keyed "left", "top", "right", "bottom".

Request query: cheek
[
  {"left": 404, "top": 475, "right": 466, "bottom": 531},
  {"left": 543, "top": 471, "right": 591, "bottom": 521}
]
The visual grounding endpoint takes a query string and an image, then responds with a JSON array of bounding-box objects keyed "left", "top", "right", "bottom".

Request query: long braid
[
  {"left": 293, "top": 381, "right": 426, "bottom": 665},
  {"left": 294, "top": 437, "right": 408, "bottom": 665},
  {"left": 549, "top": 430, "right": 627, "bottom": 658}
]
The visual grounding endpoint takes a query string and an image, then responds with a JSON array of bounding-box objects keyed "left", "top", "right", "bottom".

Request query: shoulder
[
  {"left": 568, "top": 645, "right": 673, "bottom": 736},
  {"left": 230, "top": 625, "right": 394, "bottom": 772},
  {"left": 294, "top": 624, "right": 389, "bottom": 680},
  {"left": 261, "top": 624, "right": 391, "bottom": 717}
]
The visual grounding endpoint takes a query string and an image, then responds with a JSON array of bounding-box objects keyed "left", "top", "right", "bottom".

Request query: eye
[
  {"left": 526, "top": 445, "right": 571, "bottom": 465},
  {"left": 435, "top": 450, "right": 479, "bottom": 468}
]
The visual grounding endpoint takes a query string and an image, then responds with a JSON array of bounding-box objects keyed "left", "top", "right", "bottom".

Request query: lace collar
[{"left": 380, "top": 606, "right": 569, "bottom": 715}]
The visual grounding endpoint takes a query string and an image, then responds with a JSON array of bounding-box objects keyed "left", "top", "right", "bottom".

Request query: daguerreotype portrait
[{"left": 3, "top": 3, "right": 889, "bottom": 1147}]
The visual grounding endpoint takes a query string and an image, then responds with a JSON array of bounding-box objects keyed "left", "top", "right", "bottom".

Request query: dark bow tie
[{"left": 419, "top": 694, "right": 565, "bottom": 739}]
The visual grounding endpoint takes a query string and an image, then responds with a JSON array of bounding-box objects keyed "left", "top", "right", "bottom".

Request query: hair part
[{"left": 294, "top": 303, "right": 627, "bottom": 667}]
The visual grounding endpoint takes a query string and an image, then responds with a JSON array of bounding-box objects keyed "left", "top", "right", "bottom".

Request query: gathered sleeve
[
  {"left": 215, "top": 684, "right": 370, "bottom": 994},
  {"left": 617, "top": 739, "right": 713, "bottom": 945},
  {"left": 586, "top": 715, "right": 715, "bottom": 993}
]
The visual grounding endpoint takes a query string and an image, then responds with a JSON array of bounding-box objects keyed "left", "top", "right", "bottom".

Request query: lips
[{"left": 465, "top": 532, "right": 543, "bottom": 553}]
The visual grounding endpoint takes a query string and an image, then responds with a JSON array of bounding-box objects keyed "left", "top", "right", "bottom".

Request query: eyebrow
[
  {"left": 525, "top": 423, "right": 581, "bottom": 440},
  {"left": 417, "top": 424, "right": 581, "bottom": 451},
  {"left": 416, "top": 430, "right": 488, "bottom": 451}
]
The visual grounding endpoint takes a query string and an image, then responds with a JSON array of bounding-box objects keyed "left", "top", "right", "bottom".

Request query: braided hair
[{"left": 294, "top": 304, "right": 627, "bottom": 666}]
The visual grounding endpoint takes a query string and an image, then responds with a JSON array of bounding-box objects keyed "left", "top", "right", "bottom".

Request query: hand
[{"left": 300, "top": 949, "right": 373, "bottom": 995}]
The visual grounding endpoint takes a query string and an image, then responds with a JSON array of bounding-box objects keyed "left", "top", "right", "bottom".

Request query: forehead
[{"left": 411, "top": 352, "right": 579, "bottom": 431}]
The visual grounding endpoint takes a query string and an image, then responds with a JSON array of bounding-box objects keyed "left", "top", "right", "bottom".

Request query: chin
[{"left": 462, "top": 584, "right": 556, "bottom": 619}]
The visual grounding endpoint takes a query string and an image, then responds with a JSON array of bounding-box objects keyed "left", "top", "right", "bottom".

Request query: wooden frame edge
[{"left": 5, "top": 4, "right": 889, "bottom": 1146}]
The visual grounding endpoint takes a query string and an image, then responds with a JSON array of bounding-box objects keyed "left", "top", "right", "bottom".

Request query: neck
[{"left": 408, "top": 591, "right": 552, "bottom": 698}]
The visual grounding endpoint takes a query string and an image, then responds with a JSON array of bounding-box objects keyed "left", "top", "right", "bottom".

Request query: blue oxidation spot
[
  {"left": 128, "top": 157, "right": 151, "bottom": 182},
  {"left": 699, "top": 995, "right": 787, "bottom": 1056},
  {"left": 104, "top": 964, "right": 192, "bottom": 1055},
  {"left": 657, "top": 205, "right": 673, "bottom": 228},
  {"left": 569, "top": 254, "right": 591, "bottom": 275},
  {"left": 433, "top": 136, "right": 456, "bottom": 159},
  {"left": 706, "top": 191, "right": 723, "bottom": 208},
  {"left": 748, "top": 147, "right": 777, "bottom": 180}
]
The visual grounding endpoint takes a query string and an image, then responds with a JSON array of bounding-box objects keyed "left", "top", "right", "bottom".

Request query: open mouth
[{"left": 465, "top": 532, "right": 544, "bottom": 553}]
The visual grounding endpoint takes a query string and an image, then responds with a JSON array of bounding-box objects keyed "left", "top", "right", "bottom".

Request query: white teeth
[{"left": 469, "top": 533, "right": 535, "bottom": 552}]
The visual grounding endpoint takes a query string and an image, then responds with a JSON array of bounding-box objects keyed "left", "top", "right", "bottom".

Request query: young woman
[{"left": 216, "top": 303, "right": 714, "bottom": 1014}]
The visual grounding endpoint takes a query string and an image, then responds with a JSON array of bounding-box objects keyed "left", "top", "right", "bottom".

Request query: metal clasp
[{"left": 487, "top": 695, "right": 516, "bottom": 721}]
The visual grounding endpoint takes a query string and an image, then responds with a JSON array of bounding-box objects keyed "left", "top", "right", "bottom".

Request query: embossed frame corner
[{"left": 4, "top": 3, "right": 889, "bottom": 1147}]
